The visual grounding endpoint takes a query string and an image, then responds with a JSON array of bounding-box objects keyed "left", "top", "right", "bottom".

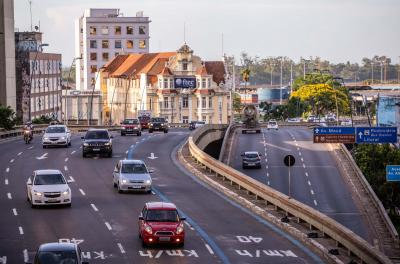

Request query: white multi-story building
[{"left": 75, "top": 8, "right": 150, "bottom": 91}]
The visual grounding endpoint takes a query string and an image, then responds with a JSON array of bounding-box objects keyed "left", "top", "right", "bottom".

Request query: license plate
[
  {"left": 248, "top": 163, "right": 255, "bottom": 166},
  {"left": 131, "top": 186, "right": 142, "bottom": 189},
  {"left": 47, "top": 199, "right": 58, "bottom": 202},
  {"left": 159, "top": 237, "right": 170, "bottom": 242},
  {"left": 93, "top": 148, "right": 100, "bottom": 151}
]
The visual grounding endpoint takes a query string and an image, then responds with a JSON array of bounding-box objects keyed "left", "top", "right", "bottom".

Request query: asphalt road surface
[
  {"left": 230, "top": 127, "right": 370, "bottom": 241},
  {"left": 0, "top": 128, "right": 323, "bottom": 264}
]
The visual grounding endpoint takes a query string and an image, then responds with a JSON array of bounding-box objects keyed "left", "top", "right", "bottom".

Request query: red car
[
  {"left": 120, "top": 119, "right": 142, "bottom": 136},
  {"left": 138, "top": 202, "right": 186, "bottom": 247},
  {"left": 138, "top": 116, "right": 150, "bottom": 129}
]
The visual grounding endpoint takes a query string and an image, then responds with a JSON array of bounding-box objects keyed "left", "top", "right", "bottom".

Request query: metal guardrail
[
  {"left": 188, "top": 125, "right": 392, "bottom": 264},
  {"left": 340, "top": 144, "right": 399, "bottom": 245}
]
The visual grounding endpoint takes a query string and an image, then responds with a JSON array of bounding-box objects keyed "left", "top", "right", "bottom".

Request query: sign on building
[{"left": 174, "top": 77, "right": 196, "bottom": 89}]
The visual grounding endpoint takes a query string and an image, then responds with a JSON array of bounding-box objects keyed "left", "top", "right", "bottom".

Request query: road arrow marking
[
  {"left": 148, "top": 153, "right": 158, "bottom": 160},
  {"left": 36, "top": 153, "right": 48, "bottom": 160}
]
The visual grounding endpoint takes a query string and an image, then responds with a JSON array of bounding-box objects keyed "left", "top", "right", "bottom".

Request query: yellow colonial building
[{"left": 98, "top": 44, "right": 231, "bottom": 125}]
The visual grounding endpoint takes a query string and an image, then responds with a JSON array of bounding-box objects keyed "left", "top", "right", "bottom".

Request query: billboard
[{"left": 174, "top": 77, "right": 196, "bottom": 89}]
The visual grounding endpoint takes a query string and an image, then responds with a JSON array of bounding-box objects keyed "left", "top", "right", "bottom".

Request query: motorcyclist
[{"left": 23, "top": 122, "right": 34, "bottom": 140}]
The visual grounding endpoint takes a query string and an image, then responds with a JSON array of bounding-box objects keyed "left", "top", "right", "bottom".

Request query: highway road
[
  {"left": 0, "top": 128, "right": 323, "bottom": 263},
  {"left": 229, "top": 127, "right": 370, "bottom": 241}
]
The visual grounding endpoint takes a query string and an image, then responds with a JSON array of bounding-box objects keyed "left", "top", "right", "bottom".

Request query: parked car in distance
[
  {"left": 241, "top": 151, "right": 262, "bottom": 169},
  {"left": 149, "top": 117, "right": 168, "bottom": 133},
  {"left": 287, "top": 117, "right": 302, "bottom": 123},
  {"left": 113, "top": 159, "right": 153, "bottom": 193},
  {"left": 307, "top": 115, "right": 316, "bottom": 122},
  {"left": 26, "top": 169, "right": 72, "bottom": 208},
  {"left": 189, "top": 121, "right": 205, "bottom": 130},
  {"left": 267, "top": 120, "right": 278, "bottom": 130},
  {"left": 81, "top": 129, "right": 113, "bottom": 158},
  {"left": 26, "top": 242, "right": 88, "bottom": 264},
  {"left": 42, "top": 125, "right": 71, "bottom": 148},
  {"left": 138, "top": 202, "right": 186, "bottom": 247},
  {"left": 121, "top": 119, "right": 142, "bottom": 136},
  {"left": 340, "top": 119, "right": 353, "bottom": 126}
]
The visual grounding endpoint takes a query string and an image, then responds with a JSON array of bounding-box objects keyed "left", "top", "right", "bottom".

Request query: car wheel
[
  {"left": 242, "top": 130, "right": 246, "bottom": 134},
  {"left": 141, "top": 239, "right": 147, "bottom": 248},
  {"left": 68, "top": 141, "right": 71, "bottom": 146},
  {"left": 149, "top": 130, "right": 153, "bottom": 133},
  {"left": 82, "top": 152, "right": 86, "bottom": 158},
  {"left": 42, "top": 145, "right": 46, "bottom": 149},
  {"left": 147, "top": 189, "right": 152, "bottom": 194},
  {"left": 113, "top": 181, "right": 117, "bottom": 188},
  {"left": 164, "top": 130, "right": 168, "bottom": 133},
  {"left": 179, "top": 242, "right": 185, "bottom": 247},
  {"left": 65, "top": 144, "right": 68, "bottom": 148},
  {"left": 117, "top": 182, "right": 123, "bottom": 193},
  {"left": 242, "top": 165, "right": 246, "bottom": 169},
  {"left": 121, "top": 132, "right": 125, "bottom": 136},
  {"left": 30, "top": 201, "right": 36, "bottom": 209},
  {"left": 108, "top": 151, "right": 112, "bottom": 158},
  {"left": 138, "top": 132, "right": 142, "bottom": 136}
]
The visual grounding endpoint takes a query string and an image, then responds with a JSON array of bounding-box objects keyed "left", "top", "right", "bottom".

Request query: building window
[
  {"left": 209, "top": 97, "right": 212, "bottom": 108},
  {"left": 115, "top": 26, "right": 121, "bottom": 35},
  {"left": 202, "top": 78, "right": 206, "bottom": 88},
  {"left": 139, "top": 26, "right": 146, "bottom": 34},
  {"left": 164, "top": 97, "right": 169, "bottom": 109},
  {"left": 159, "top": 79, "right": 162, "bottom": 88},
  {"left": 164, "top": 79, "right": 168, "bottom": 89},
  {"left": 171, "top": 97, "right": 175, "bottom": 109},
  {"left": 202, "top": 97, "right": 206, "bottom": 108},
  {"left": 90, "top": 65, "right": 97, "bottom": 73},
  {"left": 90, "top": 40, "right": 97, "bottom": 49},
  {"left": 102, "top": 40, "right": 109, "bottom": 49},
  {"left": 102, "top": 52, "right": 109, "bottom": 61},
  {"left": 207, "top": 78, "right": 211, "bottom": 88},
  {"left": 89, "top": 26, "right": 96, "bottom": 35},
  {"left": 126, "top": 26, "right": 134, "bottom": 35},
  {"left": 139, "top": 40, "right": 146, "bottom": 49},
  {"left": 101, "top": 26, "right": 109, "bottom": 35},
  {"left": 126, "top": 40, "right": 134, "bottom": 49},
  {"left": 149, "top": 98, "right": 152, "bottom": 110},
  {"left": 91, "top": 78, "right": 95, "bottom": 86},
  {"left": 90, "top": 53, "right": 97, "bottom": 61},
  {"left": 182, "top": 116, "right": 188, "bottom": 124},
  {"left": 115, "top": 40, "right": 122, "bottom": 49},
  {"left": 183, "top": 97, "right": 188, "bottom": 108},
  {"left": 182, "top": 59, "right": 188, "bottom": 71},
  {"left": 202, "top": 115, "right": 207, "bottom": 122},
  {"left": 196, "top": 79, "right": 200, "bottom": 88}
]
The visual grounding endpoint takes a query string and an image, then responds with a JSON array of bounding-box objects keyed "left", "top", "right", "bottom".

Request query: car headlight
[
  {"left": 161, "top": 123, "right": 165, "bottom": 126},
  {"left": 63, "top": 189, "right": 70, "bottom": 195},
  {"left": 144, "top": 225, "right": 153, "bottom": 234},
  {"left": 149, "top": 123, "right": 153, "bottom": 126},
  {"left": 60, "top": 136, "right": 66, "bottom": 140},
  {"left": 121, "top": 179, "right": 128, "bottom": 184},
  {"left": 145, "top": 179, "right": 151, "bottom": 184},
  {"left": 104, "top": 142, "right": 111, "bottom": 146},
  {"left": 83, "top": 142, "right": 89, "bottom": 146},
  {"left": 33, "top": 191, "right": 42, "bottom": 196},
  {"left": 43, "top": 137, "right": 49, "bottom": 140},
  {"left": 176, "top": 224, "right": 184, "bottom": 234},
  {"left": 121, "top": 127, "right": 126, "bottom": 130}
]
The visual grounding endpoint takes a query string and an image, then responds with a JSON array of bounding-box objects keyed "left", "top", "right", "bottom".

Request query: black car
[
  {"left": 148, "top": 117, "right": 168, "bottom": 133},
  {"left": 81, "top": 129, "right": 113, "bottom": 158},
  {"left": 26, "top": 242, "right": 89, "bottom": 264},
  {"left": 241, "top": 151, "right": 262, "bottom": 169}
]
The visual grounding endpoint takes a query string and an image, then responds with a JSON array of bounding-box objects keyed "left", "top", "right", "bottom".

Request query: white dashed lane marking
[
  {"left": 23, "top": 249, "right": 28, "bottom": 262},
  {"left": 7, "top": 193, "right": 12, "bottom": 199},
  {"left": 301, "top": 158, "right": 304, "bottom": 162},
  {"left": 65, "top": 158, "right": 69, "bottom": 162},
  {"left": 117, "top": 243, "right": 126, "bottom": 254},
  {"left": 91, "top": 203, "right": 99, "bottom": 212},
  {"left": 267, "top": 181, "right": 270, "bottom": 185},
  {"left": 19, "top": 226, "right": 24, "bottom": 235},
  {"left": 79, "top": 189, "right": 86, "bottom": 196},
  {"left": 71, "top": 150, "right": 76, "bottom": 154},
  {"left": 105, "top": 222, "right": 112, "bottom": 230},
  {"left": 305, "top": 172, "right": 309, "bottom": 177},
  {"left": 302, "top": 164, "right": 306, "bottom": 168},
  {"left": 298, "top": 152, "right": 301, "bottom": 156},
  {"left": 17, "top": 152, "right": 23, "bottom": 156},
  {"left": 6, "top": 167, "right": 9, "bottom": 173},
  {"left": 5, "top": 179, "right": 9, "bottom": 185},
  {"left": 310, "top": 189, "right": 315, "bottom": 195},
  {"left": 125, "top": 150, "right": 128, "bottom": 154},
  {"left": 69, "top": 176, "right": 75, "bottom": 182},
  {"left": 184, "top": 221, "right": 195, "bottom": 231},
  {"left": 314, "top": 200, "right": 318, "bottom": 206},
  {"left": 13, "top": 208, "right": 18, "bottom": 216},
  {"left": 64, "top": 166, "right": 68, "bottom": 171},
  {"left": 308, "top": 180, "right": 312, "bottom": 186},
  {"left": 205, "top": 244, "right": 215, "bottom": 255},
  {"left": 10, "top": 159, "right": 14, "bottom": 163},
  {"left": 28, "top": 146, "right": 34, "bottom": 149}
]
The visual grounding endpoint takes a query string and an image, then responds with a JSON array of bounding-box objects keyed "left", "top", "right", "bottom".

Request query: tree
[
  {"left": 0, "top": 105, "right": 16, "bottom": 130},
  {"left": 232, "top": 92, "right": 242, "bottom": 114}
]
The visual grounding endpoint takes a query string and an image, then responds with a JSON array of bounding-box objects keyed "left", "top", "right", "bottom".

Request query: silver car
[
  {"left": 42, "top": 125, "right": 71, "bottom": 148},
  {"left": 113, "top": 160, "right": 153, "bottom": 193}
]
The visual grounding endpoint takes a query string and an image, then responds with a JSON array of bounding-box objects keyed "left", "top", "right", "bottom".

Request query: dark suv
[
  {"left": 27, "top": 242, "right": 89, "bottom": 264},
  {"left": 81, "top": 129, "right": 113, "bottom": 158},
  {"left": 149, "top": 117, "right": 168, "bottom": 133}
]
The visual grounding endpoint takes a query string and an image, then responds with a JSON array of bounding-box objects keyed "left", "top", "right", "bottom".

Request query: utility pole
[
  {"left": 29, "top": 1, "right": 33, "bottom": 32},
  {"left": 380, "top": 61, "right": 384, "bottom": 84},
  {"left": 290, "top": 60, "right": 293, "bottom": 94},
  {"left": 371, "top": 61, "right": 374, "bottom": 84}
]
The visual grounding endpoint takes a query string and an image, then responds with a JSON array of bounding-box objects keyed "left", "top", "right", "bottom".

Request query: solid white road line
[
  {"left": 6, "top": 167, "right": 9, "bottom": 173},
  {"left": 71, "top": 150, "right": 76, "bottom": 154},
  {"left": 10, "top": 159, "right": 14, "bottom": 163},
  {"left": 64, "top": 166, "right": 68, "bottom": 171},
  {"left": 18, "top": 152, "right": 23, "bottom": 156},
  {"left": 117, "top": 243, "right": 126, "bottom": 254},
  {"left": 310, "top": 189, "right": 315, "bottom": 195},
  {"left": 5, "top": 179, "right": 9, "bottom": 185},
  {"left": 79, "top": 189, "right": 86, "bottom": 196},
  {"left": 308, "top": 180, "right": 312, "bottom": 186},
  {"left": 7, "top": 193, "right": 12, "bottom": 199},
  {"left": 13, "top": 208, "right": 18, "bottom": 216},
  {"left": 91, "top": 203, "right": 99, "bottom": 212},
  {"left": 65, "top": 158, "right": 69, "bottom": 162},
  {"left": 69, "top": 176, "right": 75, "bottom": 182},
  {"left": 19, "top": 226, "right": 24, "bottom": 235},
  {"left": 205, "top": 244, "right": 215, "bottom": 255},
  {"left": 105, "top": 222, "right": 112, "bottom": 230},
  {"left": 23, "top": 249, "right": 28, "bottom": 262}
]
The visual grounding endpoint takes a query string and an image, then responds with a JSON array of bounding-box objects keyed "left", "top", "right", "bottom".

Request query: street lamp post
[
  {"left": 28, "top": 43, "right": 49, "bottom": 121},
  {"left": 88, "top": 66, "right": 105, "bottom": 126},
  {"left": 279, "top": 57, "right": 283, "bottom": 105},
  {"left": 64, "top": 56, "right": 82, "bottom": 125}
]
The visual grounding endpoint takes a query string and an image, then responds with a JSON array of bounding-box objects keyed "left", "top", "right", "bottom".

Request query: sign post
[{"left": 284, "top": 155, "right": 295, "bottom": 199}]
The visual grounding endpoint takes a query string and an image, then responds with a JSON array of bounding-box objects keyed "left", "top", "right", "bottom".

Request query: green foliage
[
  {"left": 292, "top": 72, "right": 336, "bottom": 91},
  {"left": 0, "top": 105, "right": 17, "bottom": 130},
  {"left": 241, "top": 68, "right": 251, "bottom": 83},
  {"left": 232, "top": 92, "right": 242, "bottom": 114},
  {"left": 32, "top": 115, "right": 53, "bottom": 124},
  {"left": 353, "top": 144, "right": 400, "bottom": 232}
]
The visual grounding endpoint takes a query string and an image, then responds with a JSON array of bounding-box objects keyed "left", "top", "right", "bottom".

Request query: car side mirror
[
  {"left": 180, "top": 217, "right": 186, "bottom": 221},
  {"left": 110, "top": 135, "right": 114, "bottom": 139},
  {"left": 148, "top": 169, "right": 154, "bottom": 173},
  {"left": 27, "top": 178, "right": 32, "bottom": 185},
  {"left": 67, "top": 179, "right": 73, "bottom": 184}
]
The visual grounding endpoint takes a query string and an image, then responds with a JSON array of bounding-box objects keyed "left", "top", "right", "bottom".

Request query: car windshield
[
  {"left": 121, "top": 164, "right": 148, "bottom": 174},
  {"left": 139, "top": 116, "right": 150, "bottom": 121},
  {"left": 34, "top": 174, "right": 65, "bottom": 185},
  {"left": 146, "top": 209, "right": 179, "bottom": 222},
  {"left": 245, "top": 153, "right": 259, "bottom": 158},
  {"left": 151, "top": 118, "right": 165, "bottom": 123},
  {"left": 46, "top": 127, "right": 65, "bottom": 133},
  {"left": 37, "top": 251, "right": 77, "bottom": 264},
  {"left": 269, "top": 122, "right": 277, "bottom": 125},
  {"left": 122, "top": 119, "right": 139, "bottom": 124},
  {"left": 85, "top": 131, "right": 109, "bottom": 139}
]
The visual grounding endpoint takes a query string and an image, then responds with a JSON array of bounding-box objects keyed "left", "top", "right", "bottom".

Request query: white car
[
  {"left": 42, "top": 125, "right": 71, "bottom": 148},
  {"left": 340, "top": 119, "right": 353, "bottom": 126},
  {"left": 113, "top": 159, "right": 153, "bottom": 193},
  {"left": 26, "top": 170, "right": 72, "bottom": 208},
  {"left": 287, "top": 117, "right": 302, "bottom": 123},
  {"left": 267, "top": 120, "right": 278, "bottom": 130}
]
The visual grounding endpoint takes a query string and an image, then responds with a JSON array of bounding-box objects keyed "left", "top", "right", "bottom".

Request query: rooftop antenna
[
  {"left": 222, "top": 33, "right": 224, "bottom": 57},
  {"left": 183, "top": 22, "right": 186, "bottom": 44},
  {"left": 29, "top": 0, "right": 33, "bottom": 31}
]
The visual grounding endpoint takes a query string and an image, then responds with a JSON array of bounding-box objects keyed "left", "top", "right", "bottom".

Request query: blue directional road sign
[
  {"left": 386, "top": 165, "right": 400, "bottom": 182},
  {"left": 356, "top": 127, "right": 397, "bottom": 144},
  {"left": 313, "top": 127, "right": 355, "bottom": 143}
]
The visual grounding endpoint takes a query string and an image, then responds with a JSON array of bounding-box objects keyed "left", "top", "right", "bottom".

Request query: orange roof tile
[
  {"left": 205, "top": 61, "right": 226, "bottom": 85},
  {"left": 196, "top": 65, "right": 209, "bottom": 76}
]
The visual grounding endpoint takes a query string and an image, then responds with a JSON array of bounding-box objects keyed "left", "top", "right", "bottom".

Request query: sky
[{"left": 14, "top": 0, "right": 400, "bottom": 66}]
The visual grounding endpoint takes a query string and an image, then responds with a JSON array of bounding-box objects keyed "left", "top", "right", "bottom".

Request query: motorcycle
[{"left": 23, "top": 129, "right": 33, "bottom": 144}]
